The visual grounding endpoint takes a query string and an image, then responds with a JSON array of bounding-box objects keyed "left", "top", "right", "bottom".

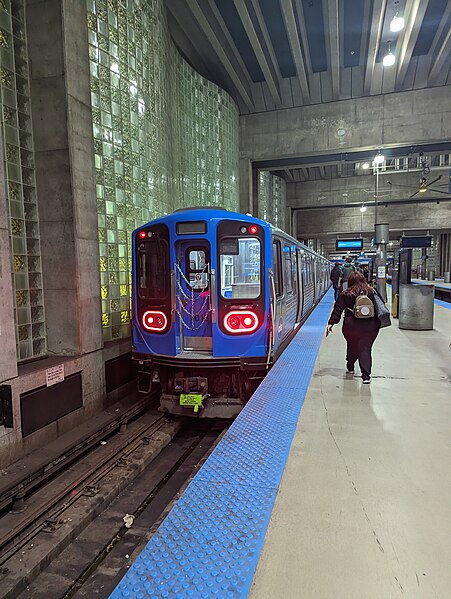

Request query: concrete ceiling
[{"left": 165, "top": 0, "right": 451, "bottom": 114}]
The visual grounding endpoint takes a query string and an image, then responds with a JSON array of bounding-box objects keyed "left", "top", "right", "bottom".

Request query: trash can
[
  {"left": 444, "top": 272, "right": 451, "bottom": 284},
  {"left": 399, "top": 284, "right": 434, "bottom": 330},
  {"left": 427, "top": 269, "right": 435, "bottom": 281}
]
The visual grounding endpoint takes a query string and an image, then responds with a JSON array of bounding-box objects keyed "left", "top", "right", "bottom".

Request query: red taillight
[
  {"left": 142, "top": 310, "right": 168, "bottom": 332},
  {"left": 138, "top": 231, "right": 147, "bottom": 239},
  {"left": 224, "top": 311, "right": 259, "bottom": 334},
  {"left": 249, "top": 224, "right": 258, "bottom": 234}
]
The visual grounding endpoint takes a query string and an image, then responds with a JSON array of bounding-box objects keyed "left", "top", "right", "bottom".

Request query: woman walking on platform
[{"left": 325, "top": 271, "right": 380, "bottom": 384}]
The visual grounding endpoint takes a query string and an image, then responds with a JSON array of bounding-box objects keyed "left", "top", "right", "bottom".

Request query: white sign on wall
[
  {"left": 46, "top": 364, "right": 65, "bottom": 387},
  {"left": 377, "top": 266, "right": 386, "bottom": 278}
]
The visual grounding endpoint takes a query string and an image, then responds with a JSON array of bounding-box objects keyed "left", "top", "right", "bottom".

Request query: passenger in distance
[
  {"left": 325, "top": 271, "right": 380, "bottom": 384},
  {"left": 330, "top": 262, "right": 342, "bottom": 300},
  {"left": 340, "top": 256, "right": 355, "bottom": 291}
]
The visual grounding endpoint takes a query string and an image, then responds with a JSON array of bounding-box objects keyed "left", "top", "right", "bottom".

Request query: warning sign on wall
[{"left": 46, "top": 364, "right": 65, "bottom": 387}]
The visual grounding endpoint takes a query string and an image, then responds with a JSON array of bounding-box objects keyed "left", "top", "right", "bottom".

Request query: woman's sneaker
[
  {"left": 346, "top": 363, "right": 355, "bottom": 375},
  {"left": 362, "top": 375, "right": 371, "bottom": 384}
]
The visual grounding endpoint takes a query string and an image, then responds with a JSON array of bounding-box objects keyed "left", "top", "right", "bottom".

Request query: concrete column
[
  {"left": 239, "top": 158, "right": 252, "bottom": 214},
  {"left": 0, "top": 133, "right": 18, "bottom": 382},
  {"left": 27, "top": 0, "right": 102, "bottom": 356}
]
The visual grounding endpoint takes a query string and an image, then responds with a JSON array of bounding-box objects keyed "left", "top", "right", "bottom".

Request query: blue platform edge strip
[
  {"left": 435, "top": 298, "right": 451, "bottom": 310},
  {"left": 110, "top": 290, "right": 334, "bottom": 599}
]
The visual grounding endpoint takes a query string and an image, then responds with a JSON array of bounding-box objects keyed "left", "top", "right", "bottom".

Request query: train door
[
  {"left": 296, "top": 249, "right": 304, "bottom": 321},
  {"left": 271, "top": 239, "right": 284, "bottom": 353},
  {"left": 175, "top": 241, "right": 212, "bottom": 353}
]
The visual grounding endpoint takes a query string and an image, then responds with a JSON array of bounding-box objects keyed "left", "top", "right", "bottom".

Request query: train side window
[
  {"left": 272, "top": 240, "right": 282, "bottom": 297},
  {"left": 283, "top": 245, "right": 293, "bottom": 294}
]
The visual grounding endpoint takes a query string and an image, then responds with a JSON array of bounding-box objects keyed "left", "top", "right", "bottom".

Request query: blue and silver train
[{"left": 132, "top": 208, "right": 330, "bottom": 418}]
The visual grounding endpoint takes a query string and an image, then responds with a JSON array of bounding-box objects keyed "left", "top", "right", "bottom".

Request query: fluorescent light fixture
[
  {"left": 419, "top": 187, "right": 426, "bottom": 193},
  {"left": 361, "top": 162, "right": 370, "bottom": 169},
  {"left": 383, "top": 41, "right": 395, "bottom": 67},
  {"left": 390, "top": 13, "right": 404, "bottom": 32},
  {"left": 360, "top": 205, "right": 367, "bottom": 212},
  {"left": 374, "top": 151, "right": 385, "bottom": 164}
]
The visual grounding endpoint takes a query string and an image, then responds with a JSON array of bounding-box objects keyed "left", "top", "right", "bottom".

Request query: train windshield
[
  {"left": 219, "top": 237, "right": 261, "bottom": 299},
  {"left": 137, "top": 237, "right": 169, "bottom": 300}
]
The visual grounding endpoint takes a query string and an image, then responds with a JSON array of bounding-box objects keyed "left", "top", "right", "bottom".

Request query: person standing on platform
[
  {"left": 330, "top": 262, "right": 342, "bottom": 300},
  {"left": 340, "top": 256, "right": 355, "bottom": 291},
  {"left": 325, "top": 271, "right": 380, "bottom": 384}
]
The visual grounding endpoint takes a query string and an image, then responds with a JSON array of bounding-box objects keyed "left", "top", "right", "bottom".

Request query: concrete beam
[
  {"left": 323, "top": 0, "right": 341, "bottom": 99},
  {"left": 184, "top": 0, "right": 255, "bottom": 111},
  {"left": 396, "top": 0, "right": 430, "bottom": 86},
  {"left": 280, "top": 0, "right": 310, "bottom": 103},
  {"left": 429, "top": 27, "right": 451, "bottom": 84},
  {"left": 240, "top": 87, "right": 451, "bottom": 162},
  {"left": 206, "top": 0, "right": 255, "bottom": 90},
  {"left": 363, "top": 0, "right": 386, "bottom": 96},
  {"left": 232, "top": 0, "right": 281, "bottom": 106}
]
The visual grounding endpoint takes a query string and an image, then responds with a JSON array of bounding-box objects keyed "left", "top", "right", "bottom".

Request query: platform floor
[
  {"left": 249, "top": 303, "right": 451, "bottom": 598},
  {"left": 413, "top": 277, "right": 451, "bottom": 290}
]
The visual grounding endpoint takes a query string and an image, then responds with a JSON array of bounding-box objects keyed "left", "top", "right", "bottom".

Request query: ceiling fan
[{"left": 387, "top": 174, "right": 449, "bottom": 198}]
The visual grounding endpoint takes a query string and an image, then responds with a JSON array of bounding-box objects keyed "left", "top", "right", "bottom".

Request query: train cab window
[
  {"left": 138, "top": 237, "right": 169, "bottom": 299},
  {"left": 283, "top": 245, "right": 293, "bottom": 294},
  {"left": 219, "top": 237, "right": 261, "bottom": 299},
  {"left": 272, "top": 240, "right": 282, "bottom": 297}
]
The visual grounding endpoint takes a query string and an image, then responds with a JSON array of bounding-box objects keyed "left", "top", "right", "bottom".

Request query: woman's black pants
[{"left": 342, "top": 324, "right": 379, "bottom": 377}]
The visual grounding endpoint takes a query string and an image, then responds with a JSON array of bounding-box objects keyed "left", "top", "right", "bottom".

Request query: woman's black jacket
[{"left": 328, "top": 290, "right": 380, "bottom": 331}]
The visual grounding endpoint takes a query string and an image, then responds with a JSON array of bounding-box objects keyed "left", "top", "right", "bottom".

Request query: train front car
[{"left": 132, "top": 208, "right": 271, "bottom": 418}]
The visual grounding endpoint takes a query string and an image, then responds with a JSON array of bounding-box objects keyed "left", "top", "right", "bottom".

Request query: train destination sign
[{"left": 335, "top": 239, "right": 363, "bottom": 251}]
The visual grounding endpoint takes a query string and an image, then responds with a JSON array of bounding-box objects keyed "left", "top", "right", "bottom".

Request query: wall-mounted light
[
  {"left": 374, "top": 150, "right": 385, "bottom": 164},
  {"left": 360, "top": 205, "right": 367, "bottom": 212},
  {"left": 361, "top": 162, "right": 370, "bottom": 169},
  {"left": 390, "top": 12, "right": 404, "bottom": 32},
  {"left": 383, "top": 41, "right": 396, "bottom": 67}
]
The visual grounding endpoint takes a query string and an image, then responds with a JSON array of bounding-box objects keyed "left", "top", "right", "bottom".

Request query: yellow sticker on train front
[{"left": 180, "top": 393, "right": 203, "bottom": 412}]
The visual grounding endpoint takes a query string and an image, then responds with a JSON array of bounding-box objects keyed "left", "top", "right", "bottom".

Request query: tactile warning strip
[
  {"left": 435, "top": 298, "right": 451, "bottom": 310},
  {"left": 110, "top": 290, "right": 334, "bottom": 599}
]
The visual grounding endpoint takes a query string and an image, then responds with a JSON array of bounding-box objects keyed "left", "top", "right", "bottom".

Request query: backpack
[
  {"left": 341, "top": 263, "right": 355, "bottom": 281},
  {"left": 353, "top": 293, "right": 375, "bottom": 319}
]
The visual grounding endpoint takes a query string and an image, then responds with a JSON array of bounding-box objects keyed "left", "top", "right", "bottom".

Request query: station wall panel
[
  {"left": 0, "top": 0, "right": 46, "bottom": 361},
  {"left": 20, "top": 373, "right": 83, "bottom": 437}
]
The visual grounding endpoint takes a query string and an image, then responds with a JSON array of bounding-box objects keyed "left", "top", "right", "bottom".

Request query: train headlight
[
  {"left": 224, "top": 311, "right": 259, "bottom": 334},
  {"left": 142, "top": 310, "right": 168, "bottom": 332}
]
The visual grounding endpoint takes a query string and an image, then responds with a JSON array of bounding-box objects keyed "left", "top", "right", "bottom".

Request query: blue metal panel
[{"left": 110, "top": 289, "right": 334, "bottom": 599}]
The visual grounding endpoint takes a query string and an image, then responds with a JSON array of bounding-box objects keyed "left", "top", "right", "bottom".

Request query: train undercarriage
[{"left": 135, "top": 353, "right": 267, "bottom": 419}]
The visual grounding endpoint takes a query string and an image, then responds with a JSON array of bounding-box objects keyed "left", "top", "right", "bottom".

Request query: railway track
[{"left": 0, "top": 403, "right": 224, "bottom": 599}]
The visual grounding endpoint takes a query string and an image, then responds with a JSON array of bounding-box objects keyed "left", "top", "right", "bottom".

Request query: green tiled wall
[
  {"left": 0, "top": 0, "right": 46, "bottom": 361},
  {"left": 87, "top": 0, "right": 239, "bottom": 341},
  {"left": 258, "top": 171, "right": 286, "bottom": 231}
]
